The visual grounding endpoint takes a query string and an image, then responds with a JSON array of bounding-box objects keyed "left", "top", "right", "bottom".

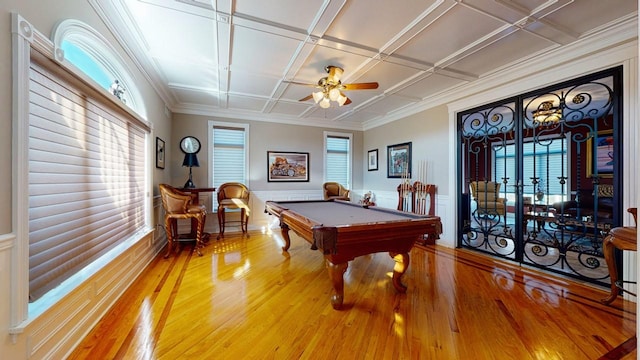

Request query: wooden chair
[
  {"left": 159, "top": 184, "right": 207, "bottom": 257},
  {"left": 412, "top": 182, "right": 440, "bottom": 245},
  {"left": 217, "top": 182, "right": 250, "bottom": 239},
  {"left": 469, "top": 181, "right": 508, "bottom": 224},
  {"left": 323, "top": 182, "right": 350, "bottom": 201},
  {"left": 601, "top": 207, "right": 637, "bottom": 305}
]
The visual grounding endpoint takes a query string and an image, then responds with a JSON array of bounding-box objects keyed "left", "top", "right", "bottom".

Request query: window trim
[
  {"left": 51, "top": 19, "right": 146, "bottom": 118},
  {"left": 10, "top": 13, "right": 152, "bottom": 328}
]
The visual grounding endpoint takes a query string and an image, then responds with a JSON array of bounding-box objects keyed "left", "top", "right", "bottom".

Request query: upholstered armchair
[
  {"left": 159, "top": 184, "right": 207, "bottom": 257},
  {"left": 469, "top": 181, "right": 508, "bottom": 224},
  {"left": 323, "top": 182, "right": 350, "bottom": 201},
  {"left": 217, "top": 182, "right": 250, "bottom": 239}
]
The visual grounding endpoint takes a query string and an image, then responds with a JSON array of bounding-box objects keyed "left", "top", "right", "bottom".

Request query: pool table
[{"left": 264, "top": 200, "right": 442, "bottom": 309}]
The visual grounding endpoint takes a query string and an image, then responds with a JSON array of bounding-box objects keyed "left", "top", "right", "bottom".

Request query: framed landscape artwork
[
  {"left": 586, "top": 130, "right": 613, "bottom": 178},
  {"left": 387, "top": 142, "right": 411, "bottom": 178},
  {"left": 368, "top": 149, "right": 378, "bottom": 171},
  {"left": 267, "top": 151, "right": 309, "bottom": 182}
]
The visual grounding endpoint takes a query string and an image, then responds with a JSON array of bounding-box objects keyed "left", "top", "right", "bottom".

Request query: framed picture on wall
[
  {"left": 267, "top": 151, "right": 309, "bottom": 182},
  {"left": 367, "top": 149, "right": 378, "bottom": 171},
  {"left": 586, "top": 130, "right": 613, "bottom": 178},
  {"left": 156, "top": 137, "right": 165, "bottom": 169},
  {"left": 387, "top": 142, "right": 411, "bottom": 178}
]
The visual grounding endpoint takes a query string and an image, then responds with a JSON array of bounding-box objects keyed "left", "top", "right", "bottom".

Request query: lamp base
[
  {"left": 184, "top": 166, "right": 195, "bottom": 188},
  {"left": 184, "top": 178, "right": 195, "bottom": 189}
]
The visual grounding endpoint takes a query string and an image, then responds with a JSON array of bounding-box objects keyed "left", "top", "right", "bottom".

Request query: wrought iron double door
[{"left": 457, "top": 67, "right": 622, "bottom": 286}]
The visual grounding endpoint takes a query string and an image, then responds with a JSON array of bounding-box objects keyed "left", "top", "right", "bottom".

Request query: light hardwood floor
[{"left": 69, "top": 230, "right": 636, "bottom": 359}]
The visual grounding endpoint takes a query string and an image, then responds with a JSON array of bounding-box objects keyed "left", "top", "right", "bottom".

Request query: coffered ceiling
[{"left": 91, "top": 0, "right": 637, "bottom": 130}]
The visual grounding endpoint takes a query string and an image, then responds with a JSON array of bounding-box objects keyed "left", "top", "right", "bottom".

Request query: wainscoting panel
[{"left": 2, "top": 197, "right": 166, "bottom": 359}]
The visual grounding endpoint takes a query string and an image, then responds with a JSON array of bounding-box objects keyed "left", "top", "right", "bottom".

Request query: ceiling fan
[{"left": 291, "top": 66, "right": 379, "bottom": 108}]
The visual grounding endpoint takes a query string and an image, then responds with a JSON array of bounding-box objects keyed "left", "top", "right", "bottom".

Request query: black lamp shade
[{"left": 182, "top": 153, "right": 200, "bottom": 167}]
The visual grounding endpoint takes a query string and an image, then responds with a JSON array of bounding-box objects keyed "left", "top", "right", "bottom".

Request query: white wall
[{"left": 170, "top": 113, "right": 365, "bottom": 193}]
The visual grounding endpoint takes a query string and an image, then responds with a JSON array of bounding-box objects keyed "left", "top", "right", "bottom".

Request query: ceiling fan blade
[
  {"left": 299, "top": 94, "right": 314, "bottom": 102},
  {"left": 337, "top": 91, "right": 352, "bottom": 106},
  {"left": 342, "top": 82, "right": 379, "bottom": 90},
  {"left": 285, "top": 80, "right": 319, "bottom": 87}
]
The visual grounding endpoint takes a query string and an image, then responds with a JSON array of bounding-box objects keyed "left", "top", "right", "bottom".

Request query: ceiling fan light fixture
[
  {"left": 337, "top": 93, "right": 348, "bottom": 106},
  {"left": 312, "top": 91, "right": 324, "bottom": 103},
  {"left": 297, "top": 65, "right": 379, "bottom": 108},
  {"left": 328, "top": 87, "right": 341, "bottom": 101},
  {"left": 532, "top": 100, "right": 562, "bottom": 123},
  {"left": 319, "top": 97, "right": 331, "bottom": 108}
]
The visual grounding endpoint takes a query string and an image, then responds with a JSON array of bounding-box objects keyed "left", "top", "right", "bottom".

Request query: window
[
  {"left": 9, "top": 17, "right": 151, "bottom": 321},
  {"left": 52, "top": 19, "right": 145, "bottom": 117},
  {"left": 324, "top": 132, "right": 352, "bottom": 187},
  {"left": 27, "top": 48, "right": 150, "bottom": 303},
  {"left": 494, "top": 135, "right": 569, "bottom": 204},
  {"left": 60, "top": 41, "right": 113, "bottom": 90},
  {"left": 211, "top": 122, "right": 249, "bottom": 209}
]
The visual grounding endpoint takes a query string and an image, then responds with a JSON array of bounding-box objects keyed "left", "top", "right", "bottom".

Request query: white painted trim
[
  {"left": 11, "top": 12, "right": 33, "bottom": 328},
  {"left": 26, "top": 232, "right": 157, "bottom": 359},
  {"left": 8, "top": 14, "right": 165, "bottom": 358},
  {"left": 50, "top": 19, "right": 149, "bottom": 120},
  {"left": 363, "top": 17, "right": 638, "bottom": 131},
  {"left": 0, "top": 233, "right": 15, "bottom": 253}
]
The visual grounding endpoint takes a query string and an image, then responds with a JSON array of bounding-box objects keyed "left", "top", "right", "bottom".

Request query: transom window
[{"left": 52, "top": 19, "right": 145, "bottom": 117}]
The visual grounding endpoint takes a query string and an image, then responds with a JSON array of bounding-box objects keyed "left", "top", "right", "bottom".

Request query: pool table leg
[
  {"left": 390, "top": 252, "right": 410, "bottom": 293},
  {"left": 278, "top": 223, "right": 291, "bottom": 252},
  {"left": 326, "top": 260, "right": 348, "bottom": 310}
]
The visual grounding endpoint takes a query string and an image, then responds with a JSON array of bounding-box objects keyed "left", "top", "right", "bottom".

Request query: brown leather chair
[
  {"left": 217, "top": 182, "right": 250, "bottom": 239},
  {"left": 469, "top": 181, "right": 508, "bottom": 224},
  {"left": 601, "top": 207, "right": 637, "bottom": 304},
  {"left": 323, "top": 182, "right": 350, "bottom": 201},
  {"left": 159, "top": 184, "right": 207, "bottom": 257}
]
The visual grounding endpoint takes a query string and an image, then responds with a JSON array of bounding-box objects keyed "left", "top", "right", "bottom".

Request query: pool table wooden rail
[{"left": 264, "top": 200, "right": 442, "bottom": 309}]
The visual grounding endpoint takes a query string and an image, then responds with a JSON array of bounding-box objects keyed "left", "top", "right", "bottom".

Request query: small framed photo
[
  {"left": 367, "top": 149, "right": 378, "bottom": 171},
  {"left": 156, "top": 137, "right": 165, "bottom": 169},
  {"left": 267, "top": 151, "right": 309, "bottom": 182},
  {"left": 387, "top": 142, "right": 412, "bottom": 178}
]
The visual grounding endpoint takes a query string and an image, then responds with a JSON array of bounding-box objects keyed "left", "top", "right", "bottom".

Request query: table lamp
[{"left": 182, "top": 153, "right": 199, "bottom": 188}]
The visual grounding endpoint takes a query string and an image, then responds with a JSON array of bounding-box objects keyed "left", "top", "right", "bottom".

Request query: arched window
[
  {"left": 11, "top": 15, "right": 152, "bottom": 317},
  {"left": 52, "top": 19, "right": 146, "bottom": 118}
]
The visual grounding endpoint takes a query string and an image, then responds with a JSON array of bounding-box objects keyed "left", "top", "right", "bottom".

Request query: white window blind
[
  {"left": 213, "top": 125, "right": 247, "bottom": 209},
  {"left": 28, "top": 55, "right": 149, "bottom": 301},
  {"left": 494, "top": 137, "right": 568, "bottom": 196},
  {"left": 325, "top": 135, "right": 351, "bottom": 186}
]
